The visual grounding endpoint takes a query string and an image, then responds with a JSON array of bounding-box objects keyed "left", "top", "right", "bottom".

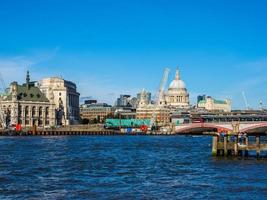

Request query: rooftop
[{"left": 4, "top": 71, "right": 49, "bottom": 103}]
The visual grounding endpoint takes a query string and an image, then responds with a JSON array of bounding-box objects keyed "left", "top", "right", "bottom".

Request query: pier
[
  {"left": 212, "top": 133, "right": 267, "bottom": 157},
  {"left": 211, "top": 122, "right": 267, "bottom": 157}
]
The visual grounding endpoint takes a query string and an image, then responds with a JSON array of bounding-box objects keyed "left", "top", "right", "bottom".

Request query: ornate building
[
  {"left": 197, "top": 96, "right": 232, "bottom": 112},
  {"left": 0, "top": 72, "right": 56, "bottom": 128},
  {"left": 165, "top": 69, "right": 190, "bottom": 108},
  {"left": 39, "top": 77, "right": 80, "bottom": 125}
]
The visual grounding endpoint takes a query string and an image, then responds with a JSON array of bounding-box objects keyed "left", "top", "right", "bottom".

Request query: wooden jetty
[
  {"left": 212, "top": 134, "right": 267, "bottom": 157},
  {"left": 211, "top": 122, "right": 267, "bottom": 157}
]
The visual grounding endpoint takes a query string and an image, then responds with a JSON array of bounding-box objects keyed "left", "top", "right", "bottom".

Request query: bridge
[{"left": 175, "top": 122, "right": 267, "bottom": 135}]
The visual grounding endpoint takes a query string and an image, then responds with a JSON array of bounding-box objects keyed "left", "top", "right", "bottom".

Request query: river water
[{"left": 0, "top": 136, "right": 267, "bottom": 199}]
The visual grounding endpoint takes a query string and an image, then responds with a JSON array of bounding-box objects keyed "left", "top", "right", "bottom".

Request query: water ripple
[{"left": 0, "top": 136, "right": 267, "bottom": 199}]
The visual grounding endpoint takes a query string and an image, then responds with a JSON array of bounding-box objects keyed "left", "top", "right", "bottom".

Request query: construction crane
[
  {"left": 259, "top": 100, "right": 264, "bottom": 111},
  {"left": 0, "top": 72, "right": 6, "bottom": 129},
  {"left": 150, "top": 68, "right": 170, "bottom": 130},
  {"left": 0, "top": 72, "right": 6, "bottom": 94},
  {"left": 242, "top": 91, "right": 250, "bottom": 110}
]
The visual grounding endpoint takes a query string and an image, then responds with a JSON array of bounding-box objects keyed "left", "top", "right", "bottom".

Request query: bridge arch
[
  {"left": 175, "top": 123, "right": 232, "bottom": 135},
  {"left": 241, "top": 122, "right": 267, "bottom": 134}
]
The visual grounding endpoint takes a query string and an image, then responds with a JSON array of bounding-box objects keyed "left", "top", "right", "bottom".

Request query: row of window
[
  {"left": 168, "top": 96, "right": 188, "bottom": 102},
  {"left": 18, "top": 118, "right": 50, "bottom": 126},
  {"left": 19, "top": 106, "right": 50, "bottom": 117}
]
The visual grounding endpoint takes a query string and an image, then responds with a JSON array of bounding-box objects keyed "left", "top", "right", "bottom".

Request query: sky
[{"left": 0, "top": 0, "right": 267, "bottom": 109}]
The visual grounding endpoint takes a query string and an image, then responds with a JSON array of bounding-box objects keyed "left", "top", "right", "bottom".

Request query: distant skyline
[{"left": 0, "top": 0, "right": 267, "bottom": 109}]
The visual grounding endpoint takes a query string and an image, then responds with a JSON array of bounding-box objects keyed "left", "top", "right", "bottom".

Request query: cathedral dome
[
  {"left": 165, "top": 68, "right": 190, "bottom": 108},
  {"left": 169, "top": 69, "right": 186, "bottom": 90}
]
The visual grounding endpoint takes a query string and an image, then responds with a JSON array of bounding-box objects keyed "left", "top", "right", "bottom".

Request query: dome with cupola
[
  {"left": 165, "top": 68, "right": 190, "bottom": 108},
  {"left": 169, "top": 69, "right": 186, "bottom": 90}
]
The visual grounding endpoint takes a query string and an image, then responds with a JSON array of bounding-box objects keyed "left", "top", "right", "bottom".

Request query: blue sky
[{"left": 0, "top": 0, "right": 267, "bottom": 109}]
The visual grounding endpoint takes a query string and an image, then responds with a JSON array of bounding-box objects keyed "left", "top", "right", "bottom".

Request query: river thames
[{"left": 0, "top": 136, "right": 267, "bottom": 199}]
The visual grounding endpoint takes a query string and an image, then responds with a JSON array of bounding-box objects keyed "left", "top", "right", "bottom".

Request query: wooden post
[
  {"left": 224, "top": 136, "right": 228, "bottom": 156},
  {"left": 256, "top": 135, "right": 260, "bottom": 157},
  {"left": 245, "top": 136, "right": 249, "bottom": 157},
  {"left": 212, "top": 136, "right": 218, "bottom": 156},
  {"left": 234, "top": 135, "right": 238, "bottom": 156},
  {"left": 32, "top": 125, "right": 37, "bottom": 136}
]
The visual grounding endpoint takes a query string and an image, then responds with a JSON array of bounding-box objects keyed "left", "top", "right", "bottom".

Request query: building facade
[
  {"left": 197, "top": 96, "right": 231, "bottom": 112},
  {"left": 39, "top": 77, "right": 80, "bottom": 125},
  {"left": 136, "top": 105, "right": 170, "bottom": 124},
  {"left": 0, "top": 72, "right": 56, "bottom": 128},
  {"left": 114, "top": 107, "right": 136, "bottom": 119},
  {"left": 80, "top": 102, "right": 114, "bottom": 123},
  {"left": 136, "top": 89, "right": 170, "bottom": 124}
]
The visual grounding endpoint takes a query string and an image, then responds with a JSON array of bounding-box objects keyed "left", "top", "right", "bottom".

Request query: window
[
  {"left": 45, "top": 107, "right": 49, "bottom": 117},
  {"left": 39, "top": 107, "right": 43, "bottom": 117},
  {"left": 45, "top": 120, "right": 49, "bottom": 125},
  {"left": 32, "top": 107, "right": 36, "bottom": 117},
  {"left": 25, "top": 106, "right": 29, "bottom": 117},
  {"left": 18, "top": 105, "right": 22, "bottom": 117}
]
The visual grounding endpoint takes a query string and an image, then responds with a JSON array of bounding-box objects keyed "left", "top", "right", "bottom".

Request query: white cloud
[
  {"left": 0, "top": 56, "right": 34, "bottom": 87},
  {"left": 0, "top": 47, "right": 60, "bottom": 88}
]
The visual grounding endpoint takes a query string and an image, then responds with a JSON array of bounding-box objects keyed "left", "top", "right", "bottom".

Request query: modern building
[
  {"left": 85, "top": 100, "right": 97, "bottom": 105},
  {"left": 115, "top": 95, "right": 132, "bottom": 107},
  {"left": 165, "top": 69, "right": 190, "bottom": 108},
  {"left": 197, "top": 96, "right": 231, "bottom": 112},
  {"left": 39, "top": 77, "right": 80, "bottom": 125},
  {"left": 0, "top": 71, "right": 56, "bottom": 128},
  {"left": 115, "top": 92, "right": 152, "bottom": 109},
  {"left": 80, "top": 102, "right": 114, "bottom": 123}
]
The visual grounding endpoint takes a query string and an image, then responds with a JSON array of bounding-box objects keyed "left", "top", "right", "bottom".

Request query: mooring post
[
  {"left": 234, "top": 135, "right": 238, "bottom": 156},
  {"left": 212, "top": 136, "right": 218, "bottom": 156},
  {"left": 224, "top": 136, "right": 228, "bottom": 156},
  {"left": 256, "top": 135, "right": 260, "bottom": 157},
  {"left": 244, "top": 136, "right": 249, "bottom": 157}
]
